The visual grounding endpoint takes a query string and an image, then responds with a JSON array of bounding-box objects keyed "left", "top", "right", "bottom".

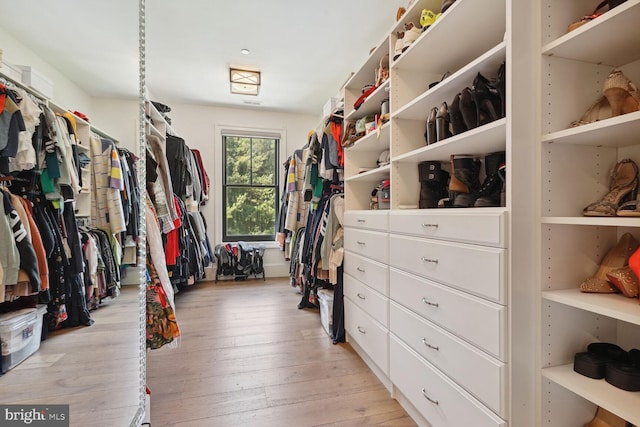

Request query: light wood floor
[
  {"left": 0, "top": 286, "right": 142, "bottom": 427},
  {"left": 146, "top": 278, "right": 416, "bottom": 427}
]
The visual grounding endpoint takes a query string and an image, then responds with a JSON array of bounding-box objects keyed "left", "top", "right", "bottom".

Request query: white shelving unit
[{"left": 539, "top": 0, "right": 640, "bottom": 425}]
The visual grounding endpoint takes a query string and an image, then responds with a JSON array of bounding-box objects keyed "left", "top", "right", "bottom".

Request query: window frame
[{"left": 222, "top": 133, "right": 280, "bottom": 242}]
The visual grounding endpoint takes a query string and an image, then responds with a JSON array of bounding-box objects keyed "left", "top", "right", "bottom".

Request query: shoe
[
  {"left": 441, "top": 0, "right": 456, "bottom": 13},
  {"left": 580, "top": 232, "right": 639, "bottom": 293},
  {"left": 424, "top": 107, "right": 438, "bottom": 145},
  {"left": 393, "top": 31, "right": 405, "bottom": 61},
  {"left": 583, "top": 159, "right": 639, "bottom": 217},
  {"left": 419, "top": 161, "right": 449, "bottom": 208},
  {"left": 449, "top": 93, "right": 468, "bottom": 135},
  {"left": 606, "top": 348, "right": 640, "bottom": 391},
  {"left": 584, "top": 406, "right": 633, "bottom": 427},
  {"left": 627, "top": 246, "right": 640, "bottom": 297},
  {"left": 472, "top": 72, "right": 501, "bottom": 126},
  {"left": 571, "top": 96, "right": 613, "bottom": 127},
  {"left": 603, "top": 69, "right": 640, "bottom": 117},
  {"left": 420, "top": 9, "right": 438, "bottom": 31},
  {"left": 402, "top": 23, "right": 422, "bottom": 52},
  {"left": 449, "top": 155, "right": 481, "bottom": 207},
  {"left": 474, "top": 152, "right": 506, "bottom": 207},
  {"left": 459, "top": 87, "right": 478, "bottom": 129},
  {"left": 428, "top": 71, "right": 451, "bottom": 89},
  {"left": 606, "top": 266, "right": 639, "bottom": 297},
  {"left": 495, "top": 62, "right": 506, "bottom": 118},
  {"left": 574, "top": 342, "right": 628, "bottom": 379},
  {"left": 435, "top": 102, "right": 453, "bottom": 142}
]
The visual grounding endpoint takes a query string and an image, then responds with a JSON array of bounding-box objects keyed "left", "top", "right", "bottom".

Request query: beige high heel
[
  {"left": 603, "top": 69, "right": 640, "bottom": 116},
  {"left": 584, "top": 406, "right": 632, "bottom": 427}
]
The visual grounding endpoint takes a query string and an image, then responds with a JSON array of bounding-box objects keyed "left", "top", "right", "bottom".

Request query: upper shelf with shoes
[{"left": 542, "top": 0, "right": 640, "bottom": 67}]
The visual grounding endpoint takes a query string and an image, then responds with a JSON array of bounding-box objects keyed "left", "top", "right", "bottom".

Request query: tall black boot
[
  {"left": 418, "top": 161, "right": 449, "bottom": 208},
  {"left": 475, "top": 151, "right": 506, "bottom": 207},
  {"left": 449, "top": 155, "right": 482, "bottom": 207}
]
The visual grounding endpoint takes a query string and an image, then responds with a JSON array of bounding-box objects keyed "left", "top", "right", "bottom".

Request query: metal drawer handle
[
  {"left": 356, "top": 267, "right": 365, "bottom": 273},
  {"left": 422, "top": 297, "right": 439, "bottom": 308},
  {"left": 357, "top": 241, "right": 366, "bottom": 245},
  {"left": 357, "top": 293, "right": 366, "bottom": 300},
  {"left": 421, "top": 223, "right": 438, "bottom": 228},
  {"left": 421, "top": 257, "right": 438, "bottom": 264},
  {"left": 422, "top": 338, "right": 439, "bottom": 351},
  {"left": 421, "top": 388, "right": 439, "bottom": 405},
  {"left": 357, "top": 219, "right": 366, "bottom": 223},
  {"left": 357, "top": 326, "right": 366, "bottom": 334}
]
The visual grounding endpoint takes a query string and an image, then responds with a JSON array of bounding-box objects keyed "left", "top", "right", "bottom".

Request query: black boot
[
  {"left": 449, "top": 155, "right": 481, "bottom": 207},
  {"left": 418, "top": 161, "right": 449, "bottom": 208},
  {"left": 475, "top": 151, "right": 506, "bottom": 207}
]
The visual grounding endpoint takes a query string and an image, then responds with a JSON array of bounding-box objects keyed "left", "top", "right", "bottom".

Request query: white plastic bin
[
  {"left": 0, "top": 305, "right": 47, "bottom": 373},
  {"left": 317, "top": 289, "right": 334, "bottom": 338}
]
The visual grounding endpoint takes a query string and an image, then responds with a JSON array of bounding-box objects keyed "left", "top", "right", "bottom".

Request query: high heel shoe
[
  {"left": 449, "top": 93, "right": 468, "bottom": 135},
  {"left": 435, "top": 102, "right": 453, "bottom": 142},
  {"left": 584, "top": 406, "right": 633, "bottom": 427},
  {"left": 424, "top": 107, "right": 438, "bottom": 145},
  {"left": 472, "top": 72, "right": 501, "bottom": 126},
  {"left": 495, "top": 62, "right": 506, "bottom": 118},
  {"left": 580, "top": 232, "right": 639, "bottom": 293},
  {"left": 571, "top": 96, "right": 613, "bottom": 127},
  {"left": 459, "top": 87, "right": 478, "bottom": 129},
  {"left": 603, "top": 69, "right": 640, "bottom": 117},
  {"left": 583, "top": 158, "right": 639, "bottom": 217}
]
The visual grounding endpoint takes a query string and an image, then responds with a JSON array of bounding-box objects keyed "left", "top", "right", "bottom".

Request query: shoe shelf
[
  {"left": 390, "top": 0, "right": 442, "bottom": 37},
  {"left": 344, "top": 35, "right": 390, "bottom": 119},
  {"left": 542, "top": 289, "right": 640, "bottom": 326},
  {"left": 392, "top": 117, "right": 506, "bottom": 163},
  {"left": 542, "top": 217, "right": 640, "bottom": 227},
  {"left": 347, "top": 121, "right": 390, "bottom": 153},
  {"left": 345, "top": 164, "right": 390, "bottom": 184},
  {"left": 541, "top": 364, "right": 640, "bottom": 426},
  {"left": 344, "top": 123, "right": 390, "bottom": 181},
  {"left": 393, "top": 42, "right": 506, "bottom": 121},
  {"left": 541, "top": 0, "right": 640, "bottom": 67},
  {"left": 542, "top": 110, "right": 640, "bottom": 148},
  {"left": 345, "top": 80, "right": 390, "bottom": 122},
  {"left": 391, "top": 0, "right": 505, "bottom": 75}
]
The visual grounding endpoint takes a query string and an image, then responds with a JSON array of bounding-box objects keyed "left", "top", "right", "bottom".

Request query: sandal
[{"left": 583, "top": 159, "right": 639, "bottom": 217}]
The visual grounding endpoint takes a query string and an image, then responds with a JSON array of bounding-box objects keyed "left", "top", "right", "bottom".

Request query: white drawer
[
  {"left": 390, "top": 268, "right": 506, "bottom": 360},
  {"left": 390, "top": 337, "right": 506, "bottom": 427},
  {"left": 345, "top": 274, "right": 389, "bottom": 328},
  {"left": 345, "top": 298, "right": 388, "bottom": 376},
  {"left": 389, "top": 210, "right": 506, "bottom": 248},
  {"left": 390, "top": 302, "right": 507, "bottom": 417},
  {"left": 344, "top": 211, "right": 388, "bottom": 231},
  {"left": 344, "top": 251, "right": 389, "bottom": 296},
  {"left": 389, "top": 234, "right": 506, "bottom": 304},
  {"left": 344, "top": 229, "right": 388, "bottom": 264}
]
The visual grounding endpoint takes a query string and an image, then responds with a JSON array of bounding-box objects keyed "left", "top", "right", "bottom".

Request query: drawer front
[
  {"left": 390, "top": 337, "right": 506, "bottom": 427},
  {"left": 390, "top": 302, "right": 507, "bottom": 417},
  {"left": 389, "top": 234, "right": 506, "bottom": 303},
  {"left": 344, "top": 251, "right": 389, "bottom": 296},
  {"left": 344, "top": 211, "right": 388, "bottom": 231},
  {"left": 389, "top": 210, "right": 506, "bottom": 247},
  {"left": 344, "top": 274, "right": 389, "bottom": 328},
  {"left": 390, "top": 268, "right": 506, "bottom": 360},
  {"left": 345, "top": 298, "right": 389, "bottom": 375},
  {"left": 344, "top": 229, "right": 388, "bottom": 264}
]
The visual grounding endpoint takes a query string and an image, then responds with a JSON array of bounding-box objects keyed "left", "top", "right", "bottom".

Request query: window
[{"left": 222, "top": 134, "right": 279, "bottom": 241}]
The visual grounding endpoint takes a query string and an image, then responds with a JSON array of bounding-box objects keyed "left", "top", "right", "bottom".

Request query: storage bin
[
  {"left": 0, "top": 305, "right": 47, "bottom": 373},
  {"left": 15, "top": 65, "right": 54, "bottom": 99},
  {"left": 317, "top": 289, "right": 334, "bottom": 338}
]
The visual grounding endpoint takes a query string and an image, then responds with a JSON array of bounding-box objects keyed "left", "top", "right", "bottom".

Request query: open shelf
[
  {"left": 344, "top": 35, "right": 390, "bottom": 94},
  {"left": 346, "top": 80, "right": 390, "bottom": 121},
  {"left": 541, "top": 217, "right": 640, "bottom": 227},
  {"left": 541, "top": 0, "right": 640, "bottom": 67},
  {"left": 541, "top": 110, "right": 640, "bottom": 148},
  {"left": 347, "top": 122, "right": 391, "bottom": 153},
  {"left": 542, "top": 289, "right": 640, "bottom": 326},
  {"left": 346, "top": 165, "right": 390, "bottom": 183},
  {"left": 542, "top": 364, "right": 640, "bottom": 426}
]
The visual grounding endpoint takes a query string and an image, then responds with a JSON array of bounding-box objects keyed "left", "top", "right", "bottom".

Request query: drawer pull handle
[
  {"left": 421, "top": 388, "right": 439, "bottom": 405},
  {"left": 422, "top": 297, "right": 439, "bottom": 308},
  {"left": 357, "top": 293, "right": 366, "bottom": 300},
  {"left": 357, "top": 219, "right": 366, "bottom": 223},
  {"left": 421, "top": 223, "right": 438, "bottom": 228},
  {"left": 357, "top": 241, "right": 366, "bottom": 245},
  {"left": 421, "top": 257, "right": 438, "bottom": 264},
  {"left": 357, "top": 326, "right": 366, "bottom": 334},
  {"left": 356, "top": 267, "right": 365, "bottom": 273},
  {"left": 422, "top": 338, "right": 439, "bottom": 351}
]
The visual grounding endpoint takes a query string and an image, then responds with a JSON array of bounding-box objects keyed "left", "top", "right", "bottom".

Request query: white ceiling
[{"left": 0, "top": 0, "right": 407, "bottom": 115}]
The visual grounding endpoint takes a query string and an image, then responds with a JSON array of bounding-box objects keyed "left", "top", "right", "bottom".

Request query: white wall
[
  {"left": 91, "top": 97, "right": 139, "bottom": 151},
  {"left": 0, "top": 26, "right": 92, "bottom": 114},
  {"left": 164, "top": 102, "right": 319, "bottom": 277}
]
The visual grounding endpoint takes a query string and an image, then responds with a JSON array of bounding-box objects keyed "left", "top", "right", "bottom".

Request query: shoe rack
[{"left": 539, "top": 0, "right": 640, "bottom": 426}]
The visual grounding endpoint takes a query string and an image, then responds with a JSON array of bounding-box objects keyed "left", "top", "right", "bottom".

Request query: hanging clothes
[{"left": 90, "top": 135, "right": 126, "bottom": 235}]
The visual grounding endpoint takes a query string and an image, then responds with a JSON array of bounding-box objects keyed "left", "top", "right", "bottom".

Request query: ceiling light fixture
[
  {"left": 230, "top": 68, "right": 260, "bottom": 96},
  {"left": 240, "top": 48, "right": 250, "bottom": 55}
]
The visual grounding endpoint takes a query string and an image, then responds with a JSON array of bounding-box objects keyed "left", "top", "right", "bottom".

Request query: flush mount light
[
  {"left": 240, "top": 48, "right": 250, "bottom": 55},
  {"left": 230, "top": 68, "right": 260, "bottom": 96}
]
